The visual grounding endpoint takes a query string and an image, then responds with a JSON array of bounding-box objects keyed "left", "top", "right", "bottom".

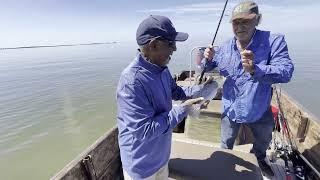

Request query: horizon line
[{"left": 0, "top": 42, "right": 118, "bottom": 51}]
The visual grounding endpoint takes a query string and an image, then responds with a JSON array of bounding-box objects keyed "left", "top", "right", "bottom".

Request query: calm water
[{"left": 0, "top": 42, "right": 319, "bottom": 179}]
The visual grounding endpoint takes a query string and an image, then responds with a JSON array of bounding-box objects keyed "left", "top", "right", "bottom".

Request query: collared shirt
[
  {"left": 116, "top": 53, "right": 202, "bottom": 178},
  {"left": 203, "top": 29, "right": 294, "bottom": 123}
]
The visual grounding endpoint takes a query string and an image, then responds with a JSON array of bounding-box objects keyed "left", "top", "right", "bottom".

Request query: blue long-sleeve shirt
[
  {"left": 116, "top": 53, "right": 202, "bottom": 179},
  {"left": 203, "top": 29, "right": 294, "bottom": 123}
]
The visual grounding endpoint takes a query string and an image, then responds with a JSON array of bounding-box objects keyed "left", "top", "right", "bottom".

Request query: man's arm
[
  {"left": 200, "top": 47, "right": 220, "bottom": 72},
  {"left": 170, "top": 73, "right": 204, "bottom": 101},
  {"left": 117, "top": 80, "right": 188, "bottom": 141},
  {"left": 253, "top": 35, "right": 294, "bottom": 84}
]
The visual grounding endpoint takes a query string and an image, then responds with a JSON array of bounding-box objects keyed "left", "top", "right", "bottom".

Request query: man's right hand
[
  {"left": 203, "top": 76, "right": 213, "bottom": 86},
  {"left": 204, "top": 45, "right": 215, "bottom": 61},
  {"left": 181, "top": 97, "right": 204, "bottom": 108}
]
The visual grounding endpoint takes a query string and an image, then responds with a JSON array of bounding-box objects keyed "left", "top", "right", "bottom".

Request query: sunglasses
[{"left": 154, "top": 37, "right": 176, "bottom": 48}]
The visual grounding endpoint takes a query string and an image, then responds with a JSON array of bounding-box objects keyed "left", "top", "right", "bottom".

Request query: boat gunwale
[{"left": 50, "top": 126, "right": 119, "bottom": 180}]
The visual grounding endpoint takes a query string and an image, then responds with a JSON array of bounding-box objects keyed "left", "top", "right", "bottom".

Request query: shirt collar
[
  {"left": 232, "top": 29, "right": 259, "bottom": 51},
  {"left": 136, "top": 53, "right": 167, "bottom": 73}
]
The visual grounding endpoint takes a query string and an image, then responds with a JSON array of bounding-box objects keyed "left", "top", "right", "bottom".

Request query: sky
[{"left": 1, "top": 0, "right": 320, "bottom": 48}]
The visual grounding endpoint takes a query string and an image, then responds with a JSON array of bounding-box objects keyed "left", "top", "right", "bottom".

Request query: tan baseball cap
[{"left": 230, "top": 1, "right": 259, "bottom": 22}]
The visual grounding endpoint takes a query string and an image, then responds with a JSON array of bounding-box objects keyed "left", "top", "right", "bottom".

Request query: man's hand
[
  {"left": 181, "top": 97, "right": 204, "bottom": 108},
  {"left": 204, "top": 45, "right": 215, "bottom": 62},
  {"left": 241, "top": 50, "right": 255, "bottom": 74},
  {"left": 203, "top": 76, "right": 213, "bottom": 86}
]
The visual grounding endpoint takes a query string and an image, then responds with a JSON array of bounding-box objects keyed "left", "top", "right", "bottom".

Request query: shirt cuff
[
  {"left": 253, "top": 64, "right": 267, "bottom": 78},
  {"left": 173, "top": 105, "right": 189, "bottom": 118},
  {"left": 168, "top": 105, "right": 188, "bottom": 129}
]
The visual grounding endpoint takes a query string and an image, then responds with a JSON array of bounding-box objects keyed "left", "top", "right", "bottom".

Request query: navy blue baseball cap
[{"left": 136, "top": 15, "right": 189, "bottom": 45}]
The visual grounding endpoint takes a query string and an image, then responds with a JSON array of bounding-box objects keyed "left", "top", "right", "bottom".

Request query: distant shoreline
[{"left": 0, "top": 42, "right": 118, "bottom": 51}]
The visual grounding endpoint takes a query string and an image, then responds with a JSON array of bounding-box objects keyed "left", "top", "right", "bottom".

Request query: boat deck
[
  {"left": 170, "top": 133, "right": 297, "bottom": 180},
  {"left": 169, "top": 136, "right": 262, "bottom": 180},
  {"left": 170, "top": 94, "right": 296, "bottom": 180}
]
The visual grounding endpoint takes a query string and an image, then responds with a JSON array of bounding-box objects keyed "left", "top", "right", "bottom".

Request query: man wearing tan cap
[{"left": 201, "top": 1, "right": 294, "bottom": 177}]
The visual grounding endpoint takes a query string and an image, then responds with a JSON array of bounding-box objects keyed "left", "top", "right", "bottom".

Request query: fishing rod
[
  {"left": 273, "top": 85, "right": 305, "bottom": 180},
  {"left": 198, "top": 0, "right": 229, "bottom": 85},
  {"left": 273, "top": 85, "right": 320, "bottom": 180}
]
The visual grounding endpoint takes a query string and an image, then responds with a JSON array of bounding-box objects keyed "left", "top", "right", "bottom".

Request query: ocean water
[
  {"left": 0, "top": 44, "right": 134, "bottom": 179},
  {"left": 0, "top": 42, "right": 319, "bottom": 179}
]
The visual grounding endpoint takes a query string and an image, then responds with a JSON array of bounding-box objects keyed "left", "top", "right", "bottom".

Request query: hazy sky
[{"left": 1, "top": 0, "right": 319, "bottom": 47}]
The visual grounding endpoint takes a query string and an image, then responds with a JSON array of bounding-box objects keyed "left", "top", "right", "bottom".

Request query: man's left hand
[{"left": 241, "top": 50, "right": 255, "bottom": 74}]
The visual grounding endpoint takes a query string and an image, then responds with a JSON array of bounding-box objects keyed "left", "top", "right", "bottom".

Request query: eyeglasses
[
  {"left": 155, "top": 37, "right": 176, "bottom": 48},
  {"left": 232, "top": 16, "right": 258, "bottom": 26},
  {"left": 232, "top": 20, "right": 251, "bottom": 26}
]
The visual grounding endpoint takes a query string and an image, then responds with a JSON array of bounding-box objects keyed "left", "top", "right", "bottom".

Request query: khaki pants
[{"left": 123, "top": 163, "right": 169, "bottom": 180}]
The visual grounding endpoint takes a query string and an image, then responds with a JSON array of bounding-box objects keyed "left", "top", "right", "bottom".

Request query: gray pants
[
  {"left": 220, "top": 108, "right": 275, "bottom": 160},
  {"left": 123, "top": 163, "right": 169, "bottom": 180}
]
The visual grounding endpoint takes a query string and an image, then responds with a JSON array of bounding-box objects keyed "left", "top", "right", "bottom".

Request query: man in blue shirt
[
  {"left": 202, "top": 1, "right": 294, "bottom": 177},
  {"left": 117, "top": 15, "right": 205, "bottom": 179}
]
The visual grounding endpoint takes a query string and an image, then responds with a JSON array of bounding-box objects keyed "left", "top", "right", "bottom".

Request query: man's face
[
  {"left": 151, "top": 38, "right": 177, "bottom": 67},
  {"left": 232, "top": 16, "right": 257, "bottom": 42}
]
